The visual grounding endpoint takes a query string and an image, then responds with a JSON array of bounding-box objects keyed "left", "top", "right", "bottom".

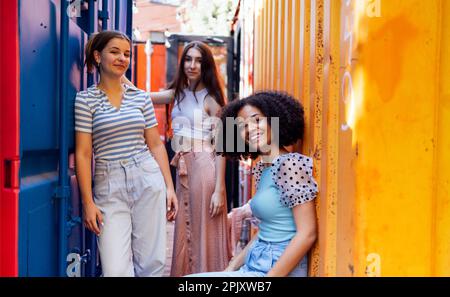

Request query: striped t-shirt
[{"left": 74, "top": 84, "right": 158, "bottom": 163}]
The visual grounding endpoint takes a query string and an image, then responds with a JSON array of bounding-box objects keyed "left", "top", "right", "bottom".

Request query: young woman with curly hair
[{"left": 189, "top": 91, "right": 318, "bottom": 277}]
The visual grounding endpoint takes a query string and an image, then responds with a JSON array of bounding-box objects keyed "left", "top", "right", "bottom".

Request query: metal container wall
[
  {"left": 0, "top": 0, "right": 20, "bottom": 277},
  {"left": 135, "top": 43, "right": 168, "bottom": 142},
  {"left": 242, "top": 0, "right": 450, "bottom": 276}
]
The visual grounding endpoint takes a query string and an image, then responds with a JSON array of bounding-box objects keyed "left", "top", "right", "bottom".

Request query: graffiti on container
[{"left": 365, "top": 253, "right": 381, "bottom": 276}]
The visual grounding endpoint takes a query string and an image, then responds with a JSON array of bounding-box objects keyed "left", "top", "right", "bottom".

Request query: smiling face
[
  {"left": 94, "top": 37, "right": 130, "bottom": 77},
  {"left": 237, "top": 104, "right": 271, "bottom": 153},
  {"left": 183, "top": 47, "right": 202, "bottom": 83}
]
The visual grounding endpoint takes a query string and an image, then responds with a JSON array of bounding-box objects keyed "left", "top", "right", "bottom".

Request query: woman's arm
[
  {"left": 266, "top": 201, "right": 317, "bottom": 277},
  {"left": 144, "top": 126, "right": 178, "bottom": 220},
  {"left": 75, "top": 132, "right": 103, "bottom": 235},
  {"left": 149, "top": 89, "right": 175, "bottom": 105},
  {"left": 225, "top": 233, "right": 258, "bottom": 271},
  {"left": 210, "top": 155, "right": 226, "bottom": 218},
  {"left": 205, "top": 95, "right": 227, "bottom": 218},
  {"left": 121, "top": 75, "right": 175, "bottom": 105}
]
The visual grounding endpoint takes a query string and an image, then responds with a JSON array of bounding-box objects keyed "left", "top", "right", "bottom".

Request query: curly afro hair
[{"left": 216, "top": 91, "right": 305, "bottom": 160}]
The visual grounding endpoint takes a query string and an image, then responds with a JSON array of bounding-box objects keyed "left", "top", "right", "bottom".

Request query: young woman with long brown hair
[{"left": 126, "top": 40, "right": 231, "bottom": 276}]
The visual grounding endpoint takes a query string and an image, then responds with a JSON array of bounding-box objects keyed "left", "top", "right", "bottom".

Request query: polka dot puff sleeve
[
  {"left": 271, "top": 153, "right": 318, "bottom": 208},
  {"left": 251, "top": 161, "right": 266, "bottom": 190}
]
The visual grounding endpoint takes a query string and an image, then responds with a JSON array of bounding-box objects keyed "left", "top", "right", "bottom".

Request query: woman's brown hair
[
  {"left": 168, "top": 41, "right": 226, "bottom": 108},
  {"left": 85, "top": 30, "right": 131, "bottom": 73}
]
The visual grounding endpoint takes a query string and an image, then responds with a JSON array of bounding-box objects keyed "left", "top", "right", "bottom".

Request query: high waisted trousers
[{"left": 93, "top": 150, "right": 166, "bottom": 277}]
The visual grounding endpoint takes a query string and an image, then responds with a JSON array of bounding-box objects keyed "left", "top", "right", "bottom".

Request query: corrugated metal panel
[{"left": 244, "top": 0, "right": 450, "bottom": 276}]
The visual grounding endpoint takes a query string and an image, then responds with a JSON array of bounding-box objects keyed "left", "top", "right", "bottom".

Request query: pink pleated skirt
[{"left": 170, "top": 151, "right": 231, "bottom": 276}]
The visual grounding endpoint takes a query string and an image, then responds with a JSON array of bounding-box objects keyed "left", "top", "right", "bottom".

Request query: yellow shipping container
[{"left": 239, "top": 0, "right": 450, "bottom": 276}]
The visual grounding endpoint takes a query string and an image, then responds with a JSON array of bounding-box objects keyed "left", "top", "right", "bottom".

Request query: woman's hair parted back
[
  {"left": 169, "top": 41, "right": 226, "bottom": 108},
  {"left": 84, "top": 30, "right": 131, "bottom": 73},
  {"left": 217, "top": 91, "right": 305, "bottom": 160}
]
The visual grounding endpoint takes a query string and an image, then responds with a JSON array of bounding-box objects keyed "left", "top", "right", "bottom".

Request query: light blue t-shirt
[{"left": 250, "top": 153, "right": 318, "bottom": 242}]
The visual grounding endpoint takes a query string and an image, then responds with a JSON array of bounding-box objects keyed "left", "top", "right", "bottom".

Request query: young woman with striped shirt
[{"left": 74, "top": 31, "right": 178, "bottom": 277}]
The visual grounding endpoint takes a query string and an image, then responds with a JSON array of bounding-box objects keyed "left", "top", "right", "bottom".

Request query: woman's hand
[
  {"left": 166, "top": 188, "right": 178, "bottom": 221},
  {"left": 83, "top": 201, "right": 103, "bottom": 236},
  {"left": 210, "top": 188, "right": 226, "bottom": 218},
  {"left": 224, "top": 260, "right": 239, "bottom": 272}
]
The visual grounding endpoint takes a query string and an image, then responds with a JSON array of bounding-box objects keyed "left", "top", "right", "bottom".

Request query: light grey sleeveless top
[{"left": 171, "top": 88, "right": 213, "bottom": 140}]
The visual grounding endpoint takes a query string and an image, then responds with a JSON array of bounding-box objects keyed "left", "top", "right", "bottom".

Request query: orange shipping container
[
  {"left": 239, "top": 0, "right": 450, "bottom": 276},
  {"left": 135, "top": 43, "right": 168, "bottom": 142}
]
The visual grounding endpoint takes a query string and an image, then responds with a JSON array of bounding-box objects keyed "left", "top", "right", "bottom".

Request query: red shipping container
[{"left": 0, "top": 0, "right": 20, "bottom": 276}]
